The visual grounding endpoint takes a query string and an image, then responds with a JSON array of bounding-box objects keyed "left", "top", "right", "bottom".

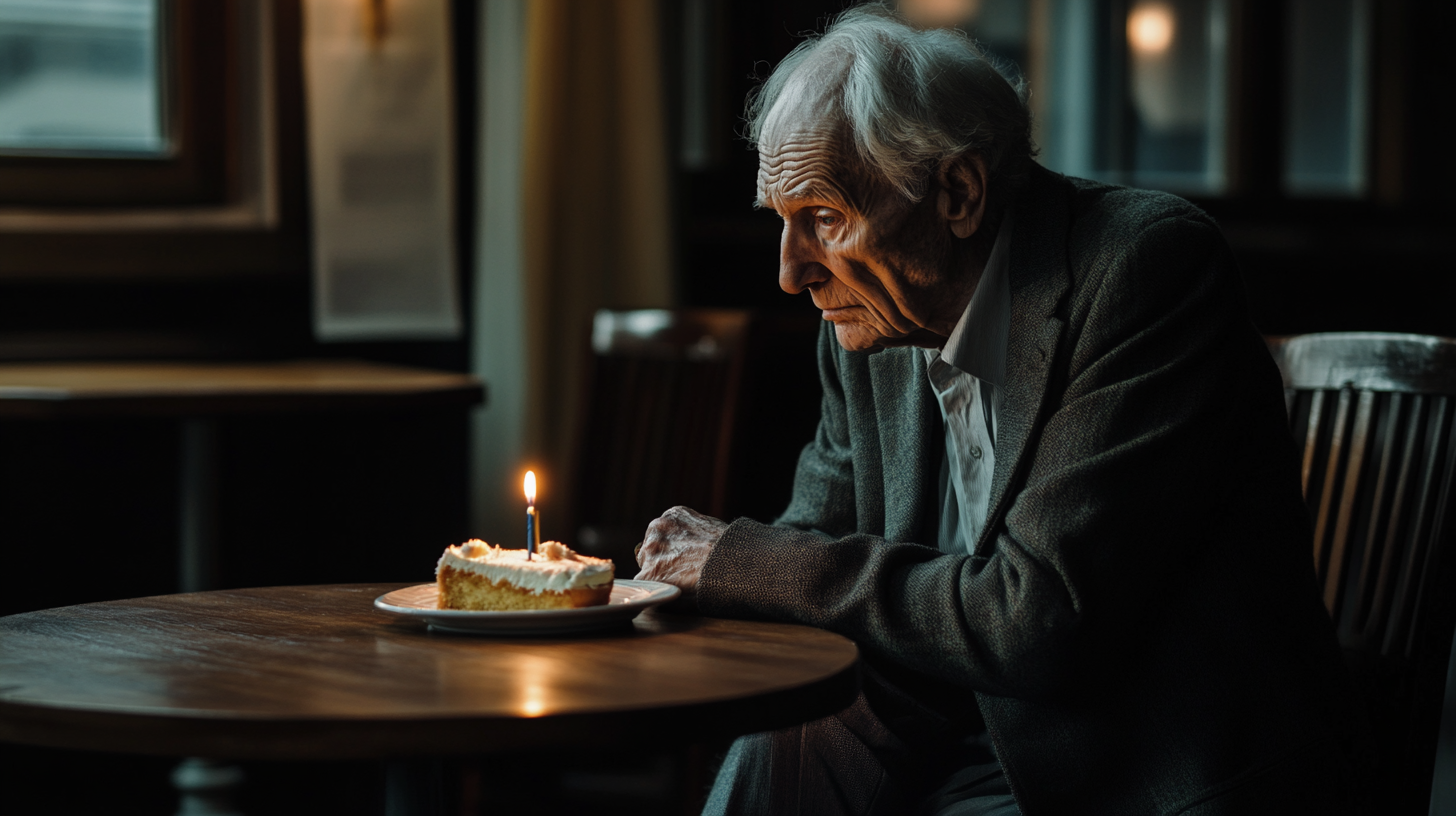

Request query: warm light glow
[
  {"left": 899, "top": 0, "right": 981, "bottom": 28},
  {"left": 512, "top": 657, "right": 553, "bottom": 717},
  {"left": 1128, "top": 2, "right": 1175, "bottom": 55},
  {"left": 524, "top": 471, "right": 536, "bottom": 506}
]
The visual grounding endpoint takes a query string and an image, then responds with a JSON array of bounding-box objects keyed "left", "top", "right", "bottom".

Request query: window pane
[
  {"left": 1283, "top": 0, "right": 1369, "bottom": 196},
  {"left": 1035, "top": 0, "right": 1100, "bottom": 181},
  {"left": 965, "top": 0, "right": 1029, "bottom": 84},
  {"left": 0, "top": 0, "right": 166, "bottom": 156},
  {"left": 1125, "top": 0, "right": 1228, "bottom": 193},
  {"left": 1036, "top": 0, "right": 1228, "bottom": 195}
]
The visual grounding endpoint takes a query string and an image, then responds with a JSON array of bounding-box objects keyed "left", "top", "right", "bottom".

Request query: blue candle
[
  {"left": 526, "top": 505, "right": 537, "bottom": 560},
  {"left": 524, "top": 471, "right": 538, "bottom": 560}
]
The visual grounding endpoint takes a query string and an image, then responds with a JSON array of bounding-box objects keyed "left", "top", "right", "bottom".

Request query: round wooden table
[{"left": 0, "top": 584, "right": 860, "bottom": 761}]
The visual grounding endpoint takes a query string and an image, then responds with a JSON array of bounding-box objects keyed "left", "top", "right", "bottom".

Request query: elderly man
[{"left": 636, "top": 6, "right": 1356, "bottom": 815}]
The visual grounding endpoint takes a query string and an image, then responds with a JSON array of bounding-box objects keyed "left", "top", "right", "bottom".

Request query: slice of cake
[{"left": 436, "top": 539, "right": 614, "bottom": 611}]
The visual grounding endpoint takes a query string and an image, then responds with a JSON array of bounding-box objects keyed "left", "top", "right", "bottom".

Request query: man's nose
[{"left": 778, "top": 222, "right": 830, "bottom": 294}]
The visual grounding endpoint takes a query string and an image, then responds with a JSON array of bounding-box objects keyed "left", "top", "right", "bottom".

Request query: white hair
[{"left": 746, "top": 2, "right": 1034, "bottom": 204}]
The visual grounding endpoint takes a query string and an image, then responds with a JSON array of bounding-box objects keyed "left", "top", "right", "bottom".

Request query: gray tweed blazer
[{"left": 698, "top": 164, "right": 1357, "bottom": 815}]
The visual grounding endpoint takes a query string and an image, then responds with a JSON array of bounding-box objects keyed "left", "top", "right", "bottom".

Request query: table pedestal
[
  {"left": 178, "top": 418, "right": 220, "bottom": 594},
  {"left": 177, "top": 420, "right": 243, "bottom": 815},
  {"left": 171, "top": 758, "right": 244, "bottom": 816},
  {"left": 385, "top": 760, "right": 445, "bottom": 816}
]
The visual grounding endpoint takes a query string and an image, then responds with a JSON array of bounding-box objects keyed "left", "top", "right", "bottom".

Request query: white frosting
[{"left": 435, "top": 539, "right": 614, "bottom": 593}]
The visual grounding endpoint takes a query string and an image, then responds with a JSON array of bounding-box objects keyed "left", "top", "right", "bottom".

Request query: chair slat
[
  {"left": 1385, "top": 397, "right": 1451, "bottom": 658},
  {"left": 1301, "top": 389, "right": 1326, "bottom": 498},
  {"left": 641, "top": 359, "right": 680, "bottom": 518},
  {"left": 1327, "top": 389, "right": 1375, "bottom": 617},
  {"left": 1351, "top": 392, "right": 1402, "bottom": 635},
  {"left": 1399, "top": 397, "right": 1455, "bottom": 660},
  {"left": 1406, "top": 411, "right": 1456, "bottom": 660},
  {"left": 1314, "top": 388, "right": 1354, "bottom": 597},
  {"left": 1367, "top": 393, "right": 1424, "bottom": 643}
]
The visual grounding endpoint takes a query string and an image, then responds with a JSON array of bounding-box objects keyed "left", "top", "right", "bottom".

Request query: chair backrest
[
  {"left": 1269, "top": 331, "right": 1456, "bottom": 815},
  {"left": 571, "top": 309, "right": 754, "bottom": 571}
]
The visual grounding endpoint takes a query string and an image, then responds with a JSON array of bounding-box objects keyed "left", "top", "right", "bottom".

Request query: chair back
[
  {"left": 1269, "top": 331, "right": 1456, "bottom": 815},
  {"left": 571, "top": 310, "right": 753, "bottom": 571}
]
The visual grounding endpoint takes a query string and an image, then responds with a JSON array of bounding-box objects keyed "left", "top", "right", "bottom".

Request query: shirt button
[{"left": 971, "top": 446, "right": 983, "bottom": 459}]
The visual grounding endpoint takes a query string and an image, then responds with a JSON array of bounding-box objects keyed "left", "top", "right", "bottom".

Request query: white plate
[{"left": 373, "top": 580, "right": 681, "bottom": 635}]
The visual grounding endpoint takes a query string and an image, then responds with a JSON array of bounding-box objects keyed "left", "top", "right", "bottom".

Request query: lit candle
[{"left": 524, "top": 471, "right": 539, "bottom": 561}]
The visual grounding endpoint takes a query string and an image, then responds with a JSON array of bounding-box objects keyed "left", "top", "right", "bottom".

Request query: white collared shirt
[{"left": 919, "top": 213, "right": 1012, "bottom": 555}]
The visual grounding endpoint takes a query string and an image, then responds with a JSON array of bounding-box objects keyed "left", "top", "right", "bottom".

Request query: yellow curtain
[{"left": 521, "top": 0, "right": 674, "bottom": 506}]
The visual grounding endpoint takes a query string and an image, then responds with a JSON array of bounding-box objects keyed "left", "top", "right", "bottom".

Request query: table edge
[
  {"left": 0, "top": 655, "right": 858, "bottom": 760},
  {"left": 0, "top": 586, "right": 860, "bottom": 759}
]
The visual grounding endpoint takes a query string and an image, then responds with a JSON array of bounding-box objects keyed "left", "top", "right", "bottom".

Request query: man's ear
[{"left": 935, "top": 154, "right": 989, "bottom": 240}]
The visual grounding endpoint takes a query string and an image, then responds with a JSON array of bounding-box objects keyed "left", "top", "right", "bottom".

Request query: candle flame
[{"left": 524, "top": 470, "right": 536, "bottom": 505}]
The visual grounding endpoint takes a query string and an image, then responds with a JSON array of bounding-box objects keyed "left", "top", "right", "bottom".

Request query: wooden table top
[
  {"left": 0, "top": 584, "right": 859, "bottom": 760},
  {"left": 0, "top": 360, "right": 484, "bottom": 417}
]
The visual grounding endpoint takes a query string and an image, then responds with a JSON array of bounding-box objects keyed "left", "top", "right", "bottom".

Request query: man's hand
[{"left": 633, "top": 506, "right": 728, "bottom": 605}]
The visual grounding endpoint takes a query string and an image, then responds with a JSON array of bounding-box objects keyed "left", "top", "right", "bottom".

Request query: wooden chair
[
  {"left": 1269, "top": 332, "right": 1456, "bottom": 815},
  {"left": 570, "top": 308, "right": 823, "bottom": 581},
  {"left": 560, "top": 308, "right": 820, "bottom": 814},
  {"left": 570, "top": 309, "right": 754, "bottom": 577}
]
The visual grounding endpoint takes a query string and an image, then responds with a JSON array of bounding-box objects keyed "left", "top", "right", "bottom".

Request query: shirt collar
[{"left": 938, "top": 209, "right": 1013, "bottom": 386}]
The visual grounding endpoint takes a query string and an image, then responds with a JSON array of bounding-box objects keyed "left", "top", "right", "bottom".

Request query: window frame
[
  {"left": 1030, "top": 0, "right": 1408, "bottom": 212},
  {"left": 0, "top": 0, "right": 231, "bottom": 207},
  {"left": 0, "top": 0, "right": 308, "bottom": 281}
]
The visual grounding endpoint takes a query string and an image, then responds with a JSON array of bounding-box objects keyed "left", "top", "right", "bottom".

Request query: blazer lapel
[
  {"left": 975, "top": 166, "right": 1073, "bottom": 556},
  {"left": 868, "top": 347, "right": 941, "bottom": 543}
]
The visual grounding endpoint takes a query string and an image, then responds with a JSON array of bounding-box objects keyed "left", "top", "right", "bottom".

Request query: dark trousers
[{"left": 703, "top": 691, "right": 1021, "bottom": 816}]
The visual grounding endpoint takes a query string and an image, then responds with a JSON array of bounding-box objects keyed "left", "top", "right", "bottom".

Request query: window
[
  {"left": 0, "top": 0, "right": 307, "bottom": 279},
  {"left": 1033, "top": 0, "right": 1232, "bottom": 195},
  {"left": 1283, "top": 0, "right": 1370, "bottom": 196},
  {"left": 0, "top": 0, "right": 237, "bottom": 208},
  {"left": 0, "top": 0, "right": 167, "bottom": 157},
  {"left": 1121, "top": 0, "right": 1230, "bottom": 193},
  {"left": 951, "top": 0, "right": 1381, "bottom": 202}
]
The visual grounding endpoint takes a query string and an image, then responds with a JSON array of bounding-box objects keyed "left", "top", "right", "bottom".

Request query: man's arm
[{"left": 689, "top": 215, "right": 1282, "bottom": 700}]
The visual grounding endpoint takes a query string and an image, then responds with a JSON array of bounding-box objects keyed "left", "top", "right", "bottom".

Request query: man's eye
[{"left": 815, "top": 211, "right": 841, "bottom": 228}]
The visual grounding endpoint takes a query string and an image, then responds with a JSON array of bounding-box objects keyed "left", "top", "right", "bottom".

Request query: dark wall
[
  {"left": 0, "top": 1, "right": 480, "bottom": 618},
  {"left": 671, "top": 0, "right": 1456, "bottom": 338},
  {"left": 0, "top": 4, "right": 481, "bottom": 810},
  {"left": 670, "top": 0, "right": 850, "bottom": 312}
]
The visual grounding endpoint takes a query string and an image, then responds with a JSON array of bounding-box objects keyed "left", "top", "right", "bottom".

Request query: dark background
[
  {"left": 1, "top": 0, "right": 1452, "bottom": 813},
  {"left": 667, "top": 0, "right": 1456, "bottom": 332}
]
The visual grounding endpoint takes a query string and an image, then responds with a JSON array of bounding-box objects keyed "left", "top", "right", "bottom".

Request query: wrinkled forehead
[
  {"left": 755, "top": 128, "right": 843, "bottom": 206},
  {"left": 755, "top": 64, "right": 853, "bottom": 209}
]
